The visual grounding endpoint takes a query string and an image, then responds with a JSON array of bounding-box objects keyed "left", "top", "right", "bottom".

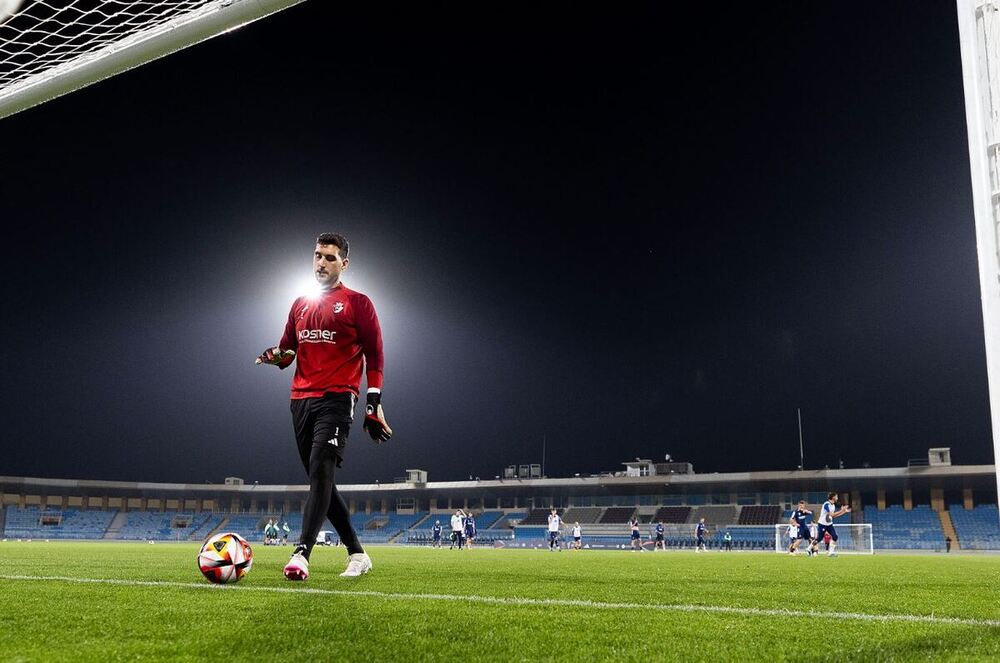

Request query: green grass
[{"left": 0, "top": 542, "right": 999, "bottom": 662}]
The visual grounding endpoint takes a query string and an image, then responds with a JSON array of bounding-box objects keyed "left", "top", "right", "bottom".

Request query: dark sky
[{"left": 1, "top": 2, "right": 993, "bottom": 484}]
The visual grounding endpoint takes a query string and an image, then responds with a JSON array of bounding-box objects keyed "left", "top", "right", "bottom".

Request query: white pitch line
[{"left": 2, "top": 574, "right": 998, "bottom": 628}]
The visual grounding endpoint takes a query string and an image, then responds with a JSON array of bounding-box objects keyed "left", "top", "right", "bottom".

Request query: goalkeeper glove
[
  {"left": 254, "top": 347, "right": 296, "bottom": 366},
  {"left": 362, "top": 392, "right": 392, "bottom": 443}
]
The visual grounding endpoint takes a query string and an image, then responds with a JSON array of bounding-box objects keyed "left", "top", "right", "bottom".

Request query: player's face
[{"left": 314, "top": 244, "right": 348, "bottom": 287}]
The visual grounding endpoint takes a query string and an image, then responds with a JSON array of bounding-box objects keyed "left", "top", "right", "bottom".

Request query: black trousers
[{"left": 290, "top": 392, "right": 362, "bottom": 557}]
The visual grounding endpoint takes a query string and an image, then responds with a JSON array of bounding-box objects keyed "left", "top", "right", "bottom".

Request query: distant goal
[
  {"left": 773, "top": 523, "right": 874, "bottom": 555},
  {"left": 0, "top": 0, "right": 304, "bottom": 120}
]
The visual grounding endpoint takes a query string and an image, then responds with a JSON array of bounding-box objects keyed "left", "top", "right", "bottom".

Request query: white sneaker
[
  {"left": 340, "top": 552, "right": 373, "bottom": 577},
  {"left": 283, "top": 552, "right": 309, "bottom": 581}
]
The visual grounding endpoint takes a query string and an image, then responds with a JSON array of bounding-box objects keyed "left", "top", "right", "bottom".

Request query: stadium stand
[
  {"left": 474, "top": 511, "right": 504, "bottom": 529},
  {"left": 738, "top": 505, "right": 783, "bottom": 525},
  {"left": 949, "top": 504, "right": 1000, "bottom": 551},
  {"left": 560, "top": 507, "right": 603, "bottom": 524},
  {"left": 689, "top": 505, "right": 738, "bottom": 526},
  {"left": 491, "top": 512, "right": 527, "bottom": 529},
  {"left": 348, "top": 511, "right": 428, "bottom": 543},
  {"left": 188, "top": 513, "right": 226, "bottom": 541},
  {"left": 117, "top": 511, "right": 214, "bottom": 541},
  {"left": 3, "top": 506, "right": 117, "bottom": 540},
  {"left": 716, "top": 526, "right": 773, "bottom": 551},
  {"left": 2, "top": 502, "right": 998, "bottom": 552},
  {"left": 599, "top": 507, "right": 636, "bottom": 523},
  {"left": 518, "top": 508, "right": 558, "bottom": 525},
  {"left": 652, "top": 506, "right": 692, "bottom": 524},
  {"left": 863, "top": 505, "right": 945, "bottom": 550},
  {"left": 213, "top": 514, "right": 284, "bottom": 542}
]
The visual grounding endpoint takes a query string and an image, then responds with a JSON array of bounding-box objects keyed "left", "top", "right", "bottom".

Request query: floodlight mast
[
  {"left": 0, "top": 0, "right": 306, "bottom": 121},
  {"left": 956, "top": 0, "right": 1000, "bottom": 519}
]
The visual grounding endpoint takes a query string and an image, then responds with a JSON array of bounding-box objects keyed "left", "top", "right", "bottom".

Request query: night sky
[{"left": 1, "top": 2, "right": 993, "bottom": 485}]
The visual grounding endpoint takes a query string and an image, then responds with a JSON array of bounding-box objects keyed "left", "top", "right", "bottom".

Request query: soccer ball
[{"left": 198, "top": 532, "right": 253, "bottom": 584}]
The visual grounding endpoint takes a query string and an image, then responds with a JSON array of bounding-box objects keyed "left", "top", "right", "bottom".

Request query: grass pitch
[{"left": 0, "top": 542, "right": 999, "bottom": 661}]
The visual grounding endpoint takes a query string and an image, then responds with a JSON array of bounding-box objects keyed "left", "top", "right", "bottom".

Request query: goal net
[
  {"left": 0, "top": 0, "right": 304, "bottom": 120},
  {"left": 773, "top": 523, "right": 874, "bottom": 555}
]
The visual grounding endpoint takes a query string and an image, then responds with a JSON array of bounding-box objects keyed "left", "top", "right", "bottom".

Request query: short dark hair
[
  {"left": 828, "top": 491, "right": 838, "bottom": 500},
  {"left": 316, "top": 233, "right": 349, "bottom": 259}
]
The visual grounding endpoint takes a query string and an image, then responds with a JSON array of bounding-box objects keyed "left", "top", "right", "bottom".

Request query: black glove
[
  {"left": 362, "top": 391, "right": 392, "bottom": 443},
  {"left": 255, "top": 347, "right": 295, "bottom": 367}
]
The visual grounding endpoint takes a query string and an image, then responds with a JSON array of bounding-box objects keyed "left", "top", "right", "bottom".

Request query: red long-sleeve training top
[{"left": 276, "top": 283, "right": 384, "bottom": 399}]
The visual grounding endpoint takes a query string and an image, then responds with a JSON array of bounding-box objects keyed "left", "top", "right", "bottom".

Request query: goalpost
[
  {"left": 0, "top": 0, "right": 305, "bottom": 120},
  {"left": 772, "top": 524, "right": 874, "bottom": 555},
  {"left": 957, "top": 1, "right": 1000, "bottom": 514}
]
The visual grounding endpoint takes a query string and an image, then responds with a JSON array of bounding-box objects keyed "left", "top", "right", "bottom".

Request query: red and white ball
[{"left": 198, "top": 532, "right": 253, "bottom": 584}]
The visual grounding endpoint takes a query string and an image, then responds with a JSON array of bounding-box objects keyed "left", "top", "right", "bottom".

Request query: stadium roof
[{"left": 2, "top": 463, "right": 996, "bottom": 502}]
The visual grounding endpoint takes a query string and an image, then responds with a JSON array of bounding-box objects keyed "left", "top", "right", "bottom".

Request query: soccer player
[
  {"left": 787, "top": 500, "right": 814, "bottom": 556},
  {"left": 571, "top": 522, "right": 582, "bottom": 550},
  {"left": 654, "top": 521, "right": 665, "bottom": 551},
  {"left": 431, "top": 520, "right": 443, "bottom": 548},
  {"left": 695, "top": 518, "right": 707, "bottom": 552},
  {"left": 629, "top": 517, "right": 643, "bottom": 552},
  {"left": 450, "top": 509, "right": 465, "bottom": 549},
  {"left": 257, "top": 233, "right": 392, "bottom": 580},
  {"left": 809, "top": 492, "right": 852, "bottom": 557},
  {"left": 547, "top": 508, "right": 562, "bottom": 551},
  {"left": 281, "top": 521, "right": 290, "bottom": 545},
  {"left": 722, "top": 530, "right": 733, "bottom": 551},
  {"left": 464, "top": 511, "right": 476, "bottom": 550}
]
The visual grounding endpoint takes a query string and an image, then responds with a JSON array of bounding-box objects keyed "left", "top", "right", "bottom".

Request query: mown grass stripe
[{"left": 2, "top": 573, "right": 997, "bottom": 628}]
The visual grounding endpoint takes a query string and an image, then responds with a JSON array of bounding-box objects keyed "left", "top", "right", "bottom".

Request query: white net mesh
[{"left": 0, "top": 0, "right": 302, "bottom": 118}]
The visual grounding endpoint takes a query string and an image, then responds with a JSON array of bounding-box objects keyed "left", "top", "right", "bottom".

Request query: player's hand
[
  {"left": 363, "top": 392, "right": 392, "bottom": 443},
  {"left": 844, "top": 505, "right": 852, "bottom": 512},
  {"left": 255, "top": 347, "right": 295, "bottom": 366}
]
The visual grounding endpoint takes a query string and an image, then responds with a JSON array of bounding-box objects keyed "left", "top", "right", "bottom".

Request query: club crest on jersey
[{"left": 333, "top": 302, "right": 344, "bottom": 313}]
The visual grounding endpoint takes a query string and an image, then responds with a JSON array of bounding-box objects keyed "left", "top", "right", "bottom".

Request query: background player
[
  {"left": 431, "top": 520, "right": 443, "bottom": 548},
  {"left": 547, "top": 508, "right": 562, "bottom": 551},
  {"left": 788, "top": 500, "right": 814, "bottom": 556},
  {"left": 450, "top": 509, "right": 466, "bottom": 549},
  {"left": 257, "top": 233, "right": 392, "bottom": 580},
  {"left": 809, "top": 492, "right": 851, "bottom": 557},
  {"left": 695, "top": 518, "right": 707, "bottom": 552},
  {"left": 464, "top": 511, "right": 477, "bottom": 550},
  {"left": 653, "top": 521, "right": 665, "bottom": 551},
  {"left": 629, "top": 516, "right": 643, "bottom": 552},
  {"left": 571, "top": 522, "right": 582, "bottom": 550}
]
